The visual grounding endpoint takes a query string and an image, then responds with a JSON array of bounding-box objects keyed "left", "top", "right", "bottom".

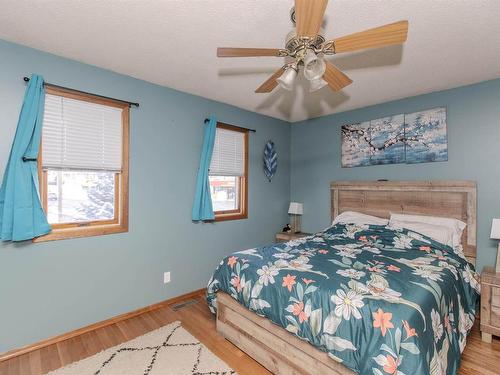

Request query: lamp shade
[
  {"left": 288, "top": 202, "right": 303, "bottom": 215},
  {"left": 277, "top": 67, "right": 298, "bottom": 91},
  {"left": 309, "top": 77, "right": 328, "bottom": 92},
  {"left": 491, "top": 218, "right": 500, "bottom": 239},
  {"left": 303, "top": 50, "right": 326, "bottom": 81}
]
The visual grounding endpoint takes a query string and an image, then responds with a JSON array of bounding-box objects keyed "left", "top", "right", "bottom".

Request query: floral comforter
[{"left": 207, "top": 224, "right": 480, "bottom": 375}]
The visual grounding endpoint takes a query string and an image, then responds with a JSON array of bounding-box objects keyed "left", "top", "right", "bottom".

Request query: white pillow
[
  {"left": 389, "top": 213, "right": 466, "bottom": 248},
  {"left": 333, "top": 211, "right": 389, "bottom": 226},
  {"left": 389, "top": 220, "right": 454, "bottom": 247}
]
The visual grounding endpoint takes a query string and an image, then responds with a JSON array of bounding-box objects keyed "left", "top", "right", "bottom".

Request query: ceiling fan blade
[
  {"left": 255, "top": 66, "right": 287, "bottom": 93},
  {"left": 295, "top": 0, "right": 328, "bottom": 38},
  {"left": 217, "top": 47, "right": 283, "bottom": 57},
  {"left": 323, "top": 62, "right": 352, "bottom": 91},
  {"left": 324, "top": 20, "right": 409, "bottom": 54}
]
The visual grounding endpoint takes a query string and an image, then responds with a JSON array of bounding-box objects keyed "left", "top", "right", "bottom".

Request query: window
[
  {"left": 209, "top": 123, "right": 248, "bottom": 221},
  {"left": 35, "top": 86, "right": 129, "bottom": 242}
]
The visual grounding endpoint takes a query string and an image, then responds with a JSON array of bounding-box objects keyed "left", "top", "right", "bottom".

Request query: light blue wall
[
  {"left": 3, "top": 36, "right": 499, "bottom": 354},
  {"left": 291, "top": 78, "right": 500, "bottom": 274},
  {"left": 0, "top": 39, "right": 291, "bottom": 352}
]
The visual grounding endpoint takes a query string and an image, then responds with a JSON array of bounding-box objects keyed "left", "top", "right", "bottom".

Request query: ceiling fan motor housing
[
  {"left": 285, "top": 34, "right": 325, "bottom": 53},
  {"left": 287, "top": 7, "right": 325, "bottom": 57}
]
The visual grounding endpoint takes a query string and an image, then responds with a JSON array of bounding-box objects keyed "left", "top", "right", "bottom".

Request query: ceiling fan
[{"left": 217, "top": 0, "right": 408, "bottom": 93}]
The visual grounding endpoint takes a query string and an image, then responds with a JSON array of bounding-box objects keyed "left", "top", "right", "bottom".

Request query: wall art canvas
[
  {"left": 341, "top": 120, "right": 372, "bottom": 167},
  {"left": 368, "top": 115, "right": 406, "bottom": 166},
  {"left": 341, "top": 107, "right": 447, "bottom": 168},
  {"left": 263, "top": 140, "right": 277, "bottom": 181},
  {"left": 405, "top": 107, "right": 448, "bottom": 164}
]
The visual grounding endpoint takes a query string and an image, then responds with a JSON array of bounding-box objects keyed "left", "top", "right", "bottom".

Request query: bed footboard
[{"left": 216, "top": 292, "right": 354, "bottom": 375}]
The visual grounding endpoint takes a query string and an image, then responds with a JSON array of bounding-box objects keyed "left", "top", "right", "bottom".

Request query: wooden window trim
[
  {"left": 33, "top": 86, "right": 129, "bottom": 242},
  {"left": 212, "top": 122, "right": 248, "bottom": 222}
]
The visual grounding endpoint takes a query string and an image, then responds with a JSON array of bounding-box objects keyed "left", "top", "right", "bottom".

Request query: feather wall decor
[{"left": 263, "top": 140, "right": 277, "bottom": 181}]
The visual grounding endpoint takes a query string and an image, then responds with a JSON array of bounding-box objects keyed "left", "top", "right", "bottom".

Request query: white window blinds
[
  {"left": 209, "top": 128, "right": 245, "bottom": 176},
  {"left": 42, "top": 94, "right": 123, "bottom": 171}
]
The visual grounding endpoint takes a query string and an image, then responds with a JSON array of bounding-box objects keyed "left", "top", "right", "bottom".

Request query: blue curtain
[
  {"left": 192, "top": 116, "right": 217, "bottom": 221},
  {"left": 0, "top": 74, "right": 51, "bottom": 241}
]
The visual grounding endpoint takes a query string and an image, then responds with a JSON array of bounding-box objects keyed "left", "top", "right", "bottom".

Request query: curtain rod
[
  {"left": 23, "top": 77, "right": 140, "bottom": 108},
  {"left": 204, "top": 118, "right": 256, "bottom": 133}
]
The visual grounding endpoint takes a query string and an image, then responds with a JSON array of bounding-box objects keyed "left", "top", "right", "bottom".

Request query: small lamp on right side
[
  {"left": 288, "top": 202, "right": 303, "bottom": 234},
  {"left": 490, "top": 218, "right": 500, "bottom": 272}
]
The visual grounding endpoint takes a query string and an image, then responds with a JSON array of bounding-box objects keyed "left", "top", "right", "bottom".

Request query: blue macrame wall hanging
[{"left": 263, "top": 140, "right": 277, "bottom": 182}]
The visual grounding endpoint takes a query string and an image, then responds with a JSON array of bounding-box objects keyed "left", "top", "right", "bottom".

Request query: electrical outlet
[{"left": 163, "top": 271, "right": 171, "bottom": 284}]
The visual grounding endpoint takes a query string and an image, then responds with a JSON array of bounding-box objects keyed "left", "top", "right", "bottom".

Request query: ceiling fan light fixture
[
  {"left": 277, "top": 66, "right": 298, "bottom": 91},
  {"left": 309, "top": 77, "right": 328, "bottom": 92},
  {"left": 303, "top": 49, "right": 326, "bottom": 81}
]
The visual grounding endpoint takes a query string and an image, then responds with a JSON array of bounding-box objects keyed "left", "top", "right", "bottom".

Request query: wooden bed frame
[{"left": 216, "top": 180, "right": 477, "bottom": 375}]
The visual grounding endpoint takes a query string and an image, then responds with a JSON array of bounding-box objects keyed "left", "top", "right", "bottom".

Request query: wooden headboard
[{"left": 331, "top": 180, "right": 477, "bottom": 263}]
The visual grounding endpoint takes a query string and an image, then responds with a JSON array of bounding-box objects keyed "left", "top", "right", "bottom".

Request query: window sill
[
  {"left": 33, "top": 223, "right": 128, "bottom": 243},
  {"left": 214, "top": 212, "right": 248, "bottom": 222}
]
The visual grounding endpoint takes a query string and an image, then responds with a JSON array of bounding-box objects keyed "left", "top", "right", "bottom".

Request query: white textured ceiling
[{"left": 0, "top": 0, "right": 499, "bottom": 122}]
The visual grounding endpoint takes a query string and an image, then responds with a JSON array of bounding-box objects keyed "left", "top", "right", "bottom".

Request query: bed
[{"left": 207, "top": 180, "right": 480, "bottom": 375}]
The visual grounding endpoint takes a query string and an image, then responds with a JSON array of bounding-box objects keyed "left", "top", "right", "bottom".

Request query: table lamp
[
  {"left": 288, "top": 202, "right": 303, "bottom": 233},
  {"left": 490, "top": 218, "right": 500, "bottom": 272}
]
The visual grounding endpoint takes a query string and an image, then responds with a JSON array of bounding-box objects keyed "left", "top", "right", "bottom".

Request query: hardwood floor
[{"left": 1, "top": 293, "right": 499, "bottom": 375}]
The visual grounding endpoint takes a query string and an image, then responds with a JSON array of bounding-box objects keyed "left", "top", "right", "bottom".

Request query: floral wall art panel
[
  {"left": 341, "top": 120, "right": 372, "bottom": 168},
  {"left": 405, "top": 107, "right": 448, "bottom": 164},
  {"left": 368, "top": 115, "right": 406, "bottom": 166}
]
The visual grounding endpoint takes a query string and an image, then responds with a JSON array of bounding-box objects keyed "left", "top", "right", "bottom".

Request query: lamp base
[
  {"left": 496, "top": 243, "right": 500, "bottom": 274},
  {"left": 290, "top": 214, "right": 301, "bottom": 234}
]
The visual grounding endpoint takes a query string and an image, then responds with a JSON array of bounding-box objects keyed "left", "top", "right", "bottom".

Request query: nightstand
[
  {"left": 275, "top": 232, "right": 312, "bottom": 242},
  {"left": 480, "top": 266, "right": 500, "bottom": 343}
]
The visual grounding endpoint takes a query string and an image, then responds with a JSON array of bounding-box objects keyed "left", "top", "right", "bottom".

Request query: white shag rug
[{"left": 46, "top": 321, "right": 236, "bottom": 375}]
